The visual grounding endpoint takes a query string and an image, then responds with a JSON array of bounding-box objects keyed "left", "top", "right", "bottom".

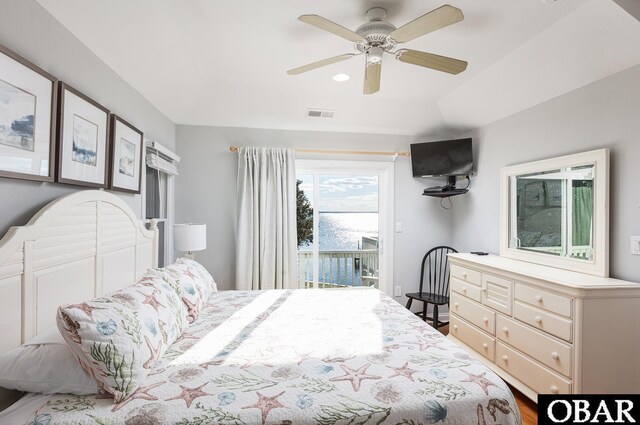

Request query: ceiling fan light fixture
[
  {"left": 332, "top": 73, "right": 351, "bottom": 82},
  {"left": 366, "top": 46, "right": 384, "bottom": 64}
]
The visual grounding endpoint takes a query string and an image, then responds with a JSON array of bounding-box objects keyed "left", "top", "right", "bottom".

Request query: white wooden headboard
[{"left": 0, "top": 190, "right": 158, "bottom": 354}]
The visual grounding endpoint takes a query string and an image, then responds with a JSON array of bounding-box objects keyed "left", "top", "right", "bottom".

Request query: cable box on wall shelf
[{"left": 422, "top": 188, "right": 469, "bottom": 198}]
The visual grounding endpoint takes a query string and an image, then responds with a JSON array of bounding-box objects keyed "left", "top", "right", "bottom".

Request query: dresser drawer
[
  {"left": 497, "top": 315, "right": 572, "bottom": 378},
  {"left": 450, "top": 316, "right": 495, "bottom": 361},
  {"left": 482, "top": 274, "right": 513, "bottom": 315},
  {"left": 515, "top": 284, "right": 572, "bottom": 318},
  {"left": 450, "top": 264, "right": 482, "bottom": 286},
  {"left": 514, "top": 301, "right": 572, "bottom": 342},
  {"left": 451, "top": 293, "right": 496, "bottom": 335},
  {"left": 451, "top": 277, "right": 482, "bottom": 302},
  {"left": 497, "top": 342, "right": 571, "bottom": 395}
]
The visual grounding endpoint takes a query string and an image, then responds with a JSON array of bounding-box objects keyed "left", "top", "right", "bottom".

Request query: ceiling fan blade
[
  {"left": 388, "top": 5, "right": 463, "bottom": 44},
  {"left": 396, "top": 49, "right": 467, "bottom": 75},
  {"left": 364, "top": 63, "right": 381, "bottom": 95},
  {"left": 299, "top": 15, "right": 364, "bottom": 42},
  {"left": 287, "top": 54, "right": 356, "bottom": 75}
]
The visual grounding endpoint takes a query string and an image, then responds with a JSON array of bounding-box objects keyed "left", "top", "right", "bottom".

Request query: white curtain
[{"left": 236, "top": 147, "right": 297, "bottom": 290}]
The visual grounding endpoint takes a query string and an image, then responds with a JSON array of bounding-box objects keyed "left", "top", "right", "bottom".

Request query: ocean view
[{"left": 299, "top": 212, "right": 378, "bottom": 251}]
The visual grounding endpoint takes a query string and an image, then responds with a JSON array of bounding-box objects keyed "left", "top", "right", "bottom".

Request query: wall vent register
[{"left": 306, "top": 109, "right": 335, "bottom": 118}]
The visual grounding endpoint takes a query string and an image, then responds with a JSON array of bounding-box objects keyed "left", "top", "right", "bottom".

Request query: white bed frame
[{"left": 0, "top": 190, "right": 158, "bottom": 355}]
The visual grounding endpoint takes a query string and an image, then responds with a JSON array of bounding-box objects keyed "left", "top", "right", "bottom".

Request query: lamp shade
[{"left": 174, "top": 223, "right": 207, "bottom": 252}]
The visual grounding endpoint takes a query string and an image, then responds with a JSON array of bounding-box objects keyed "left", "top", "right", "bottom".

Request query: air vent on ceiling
[{"left": 307, "top": 109, "right": 335, "bottom": 119}]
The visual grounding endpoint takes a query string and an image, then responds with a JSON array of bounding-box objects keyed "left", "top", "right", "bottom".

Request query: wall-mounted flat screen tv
[{"left": 410, "top": 138, "right": 473, "bottom": 177}]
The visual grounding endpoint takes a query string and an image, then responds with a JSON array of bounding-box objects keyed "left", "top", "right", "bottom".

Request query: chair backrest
[{"left": 418, "top": 246, "right": 458, "bottom": 296}]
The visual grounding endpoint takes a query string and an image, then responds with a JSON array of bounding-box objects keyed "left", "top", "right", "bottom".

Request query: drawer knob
[
  {"left": 535, "top": 295, "right": 543, "bottom": 303},
  {"left": 454, "top": 303, "right": 459, "bottom": 308},
  {"left": 550, "top": 385, "right": 558, "bottom": 394},
  {"left": 463, "top": 272, "right": 468, "bottom": 278},
  {"left": 534, "top": 316, "right": 542, "bottom": 324},
  {"left": 482, "top": 343, "right": 488, "bottom": 349},
  {"left": 453, "top": 325, "right": 458, "bottom": 331},
  {"left": 551, "top": 351, "right": 560, "bottom": 360},
  {"left": 501, "top": 355, "right": 508, "bottom": 362},
  {"left": 462, "top": 287, "right": 467, "bottom": 293},
  {"left": 502, "top": 327, "right": 509, "bottom": 334},
  {"left": 482, "top": 317, "right": 489, "bottom": 324}
]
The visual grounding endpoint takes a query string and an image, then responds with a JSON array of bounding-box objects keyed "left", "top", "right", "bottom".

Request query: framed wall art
[
  {"left": 0, "top": 43, "right": 57, "bottom": 182},
  {"left": 56, "top": 82, "right": 110, "bottom": 188},
  {"left": 109, "top": 115, "right": 143, "bottom": 193}
]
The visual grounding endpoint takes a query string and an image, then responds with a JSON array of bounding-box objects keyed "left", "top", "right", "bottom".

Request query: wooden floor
[{"left": 436, "top": 323, "right": 538, "bottom": 425}]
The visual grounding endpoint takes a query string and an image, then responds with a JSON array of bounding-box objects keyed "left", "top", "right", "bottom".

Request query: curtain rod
[{"left": 229, "top": 146, "right": 410, "bottom": 157}]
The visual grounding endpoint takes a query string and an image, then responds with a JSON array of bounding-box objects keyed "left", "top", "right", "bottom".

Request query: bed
[{"left": 0, "top": 191, "right": 521, "bottom": 425}]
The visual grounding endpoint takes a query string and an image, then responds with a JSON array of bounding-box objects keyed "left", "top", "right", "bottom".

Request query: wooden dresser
[{"left": 447, "top": 253, "right": 640, "bottom": 401}]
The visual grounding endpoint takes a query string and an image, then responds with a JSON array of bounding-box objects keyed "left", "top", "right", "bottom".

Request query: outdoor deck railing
[{"left": 297, "top": 249, "right": 379, "bottom": 289}]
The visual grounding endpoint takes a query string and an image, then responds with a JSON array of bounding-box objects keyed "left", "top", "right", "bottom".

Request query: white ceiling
[{"left": 35, "top": 0, "right": 640, "bottom": 136}]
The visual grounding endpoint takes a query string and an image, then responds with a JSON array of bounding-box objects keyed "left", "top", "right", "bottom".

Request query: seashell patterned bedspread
[{"left": 27, "top": 289, "right": 521, "bottom": 425}]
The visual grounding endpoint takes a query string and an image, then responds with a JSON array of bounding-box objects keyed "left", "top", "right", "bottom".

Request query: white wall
[
  {"left": 0, "top": 0, "right": 175, "bottom": 236},
  {"left": 175, "top": 125, "right": 456, "bottom": 297},
  {"left": 451, "top": 64, "right": 640, "bottom": 282}
]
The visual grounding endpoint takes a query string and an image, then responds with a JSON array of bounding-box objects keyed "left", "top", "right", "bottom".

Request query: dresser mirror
[{"left": 500, "top": 149, "right": 609, "bottom": 277}]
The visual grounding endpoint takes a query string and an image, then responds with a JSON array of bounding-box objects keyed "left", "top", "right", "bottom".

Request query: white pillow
[{"left": 0, "top": 327, "right": 100, "bottom": 395}]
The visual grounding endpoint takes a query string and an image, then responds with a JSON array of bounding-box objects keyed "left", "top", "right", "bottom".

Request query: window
[{"left": 143, "top": 140, "right": 179, "bottom": 267}]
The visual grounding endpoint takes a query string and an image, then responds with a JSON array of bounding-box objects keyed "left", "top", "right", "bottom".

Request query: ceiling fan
[{"left": 287, "top": 5, "right": 468, "bottom": 95}]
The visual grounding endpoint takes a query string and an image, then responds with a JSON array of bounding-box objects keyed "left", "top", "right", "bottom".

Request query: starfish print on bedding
[
  {"left": 165, "top": 383, "right": 212, "bottom": 408},
  {"left": 242, "top": 391, "right": 287, "bottom": 425},
  {"left": 329, "top": 363, "right": 381, "bottom": 392},
  {"left": 143, "top": 335, "right": 163, "bottom": 369},
  {"left": 182, "top": 297, "right": 198, "bottom": 323},
  {"left": 111, "top": 293, "right": 137, "bottom": 308},
  {"left": 460, "top": 371, "right": 498, "bottom": 396},
  {"left": 410, "top": 335, "right": 447, "bottom": 351},
  {"left": 66, "top": 302, "right": 103, "bottom": 319},
  {"left": 387, "top": 362, "right": 419, "bottom": 381},
  {"left": 138, "top": 290, "right": 165, "bottom": 312},
  {"left": 111, "top": 381, "right": 165, "bottom": 412}
]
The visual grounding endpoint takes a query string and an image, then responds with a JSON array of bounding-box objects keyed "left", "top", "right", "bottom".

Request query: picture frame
[
  {"left": 56, "top": 82, "right": 110, "bottom": 188},
  {"left": 0, "top": 43, "right": 57, "bottom": 182},
  {"left": 109, "top": 115, "right": 143, "bottom": 194}
]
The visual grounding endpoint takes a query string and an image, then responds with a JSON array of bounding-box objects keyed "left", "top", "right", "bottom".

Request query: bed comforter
[{"left": 27, "top": 289, "right": 521, "bottom": 425}]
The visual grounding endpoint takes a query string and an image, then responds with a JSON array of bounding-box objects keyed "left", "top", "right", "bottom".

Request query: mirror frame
[{"left": 500, "top": 149, "right": 610, "bottom": 277}]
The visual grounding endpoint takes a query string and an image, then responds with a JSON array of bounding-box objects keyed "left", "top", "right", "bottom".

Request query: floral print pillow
[
  {"left": 57, "top": 271, "right": 189, "bottom": 403},
  {"left": 162, "top": 258, "right": 217, "bottom": 323}
]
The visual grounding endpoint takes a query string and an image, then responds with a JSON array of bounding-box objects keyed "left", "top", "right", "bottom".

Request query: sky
[{"left": 298, "top": 174, "right": 379, "bottom": 213}]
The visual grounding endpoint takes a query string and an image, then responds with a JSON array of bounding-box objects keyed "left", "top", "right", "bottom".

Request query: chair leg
[
  {"left": 406, "top": 298, "right": 413, "bottom": 310},
  {"left": 422, "top": 302, "right": 428, "bottom": 322},
  {"left": 433, "top": 304, "right": 439, "bottom": 330}
]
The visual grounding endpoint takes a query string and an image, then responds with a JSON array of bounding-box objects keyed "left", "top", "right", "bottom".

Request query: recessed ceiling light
[{"left": 332, "top": 73, "right": 351, "bottom": 82}]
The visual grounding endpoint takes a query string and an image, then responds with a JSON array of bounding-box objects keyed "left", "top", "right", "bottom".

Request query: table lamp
[{"left": 174, "top": 223, "right": 206, "bottom": 260}]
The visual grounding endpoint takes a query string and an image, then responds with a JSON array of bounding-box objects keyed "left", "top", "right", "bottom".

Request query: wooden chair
[{"left": 405, "top": 246, "right": 458, "bottom": 330}]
